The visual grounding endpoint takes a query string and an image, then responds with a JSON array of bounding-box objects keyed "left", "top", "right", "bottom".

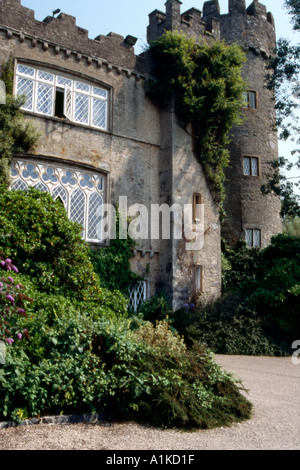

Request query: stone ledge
[{"left": 0, "top": 412, "right": 114, "bottom": 429}]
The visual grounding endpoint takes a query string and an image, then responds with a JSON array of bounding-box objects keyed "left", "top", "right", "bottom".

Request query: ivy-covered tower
[{"left": 148, "top": 0, "right": 282, "bottom": 249}]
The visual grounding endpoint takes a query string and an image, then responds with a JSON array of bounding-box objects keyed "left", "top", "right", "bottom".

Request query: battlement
[
  {"left": 147, "top": 0, "right": 275, "bottom": 51},
  {"left": 0, "top": 0, "right": 141, "bottom": 71}
]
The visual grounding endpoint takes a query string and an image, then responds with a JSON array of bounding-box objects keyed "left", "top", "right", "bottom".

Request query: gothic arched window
[{"left": 10, "top": 159, "right": 105, "bottom": 243}]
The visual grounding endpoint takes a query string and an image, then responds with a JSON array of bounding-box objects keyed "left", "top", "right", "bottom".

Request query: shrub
[
  {"left": 171, "top": 234, "right": 300, "bottom": 356},
  {"left": 129, "top": 319, "right": 252, "bottom": 428},
  {"left": 245, "top": 234, "right": 300, "bottom": 343},
  {"left": 0, "top": 286, "right": 252, "bottom": 428},
  {"left": 221, "top": 239, "right": 262, "bottom": 293},
  {"left": 0, "top": 187, "right": 100, "bottom": 299},
  {"left": 173, "top": 293, "right": 279, "bottom": 356},
  {"left": 283, "top": 217, "right": 300, "bottom": 237},
  {"left": 89, "top": 212, "right": 139, "bottom": 295},
  {"left": 0, "top": 255, "right": 31, "bottom": 344},
  {"left": 137, "top": 291, "right": 173, "bottom": 323}
]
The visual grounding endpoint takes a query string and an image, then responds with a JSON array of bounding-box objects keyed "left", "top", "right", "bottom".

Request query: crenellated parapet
[
  {"left": 0, "top": 0, "right": 143, "bottom": 72},
  {"left": 147, "top": 0, "right": 275, "bottom": 58},
  {"left": 147, "top": 0, "right": 218, "bottom": 44},
  {"left": 220, "top": 1, "right": 276, "bottom": 58}
]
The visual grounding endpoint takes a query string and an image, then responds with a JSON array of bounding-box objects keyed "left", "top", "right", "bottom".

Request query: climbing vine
[{"left": 147, "top": 31, "right": 246, "bottom": 216}]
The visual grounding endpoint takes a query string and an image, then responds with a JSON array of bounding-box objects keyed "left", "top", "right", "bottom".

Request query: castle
[{"left": 0, "top": 0, "right": 282, "bottom": 310}]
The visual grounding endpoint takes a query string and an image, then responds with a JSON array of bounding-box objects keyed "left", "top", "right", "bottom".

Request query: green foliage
[
  {"left": 0, "top": 187, "right": 127, "bottom": 315},
  {"left": 173, "top": 293, "right": 279, "bottom": 356},
  {"left": 0, "top": 186, "right": 252, "bottom": 428},
  {"left": 261, "top": 157, "right": 300, "bottom": 219},
  {"left": 137, "top": 290, "right": 173, "bottom": 323},
  {"left": 89, "top": 213, "right": 139, "bottom": 295},
  {"left": 173, "top": 234, "right": 300, "bottom": 356},
  {"left": 131, "top": 320, "right": 252, "bottom": 429},
  {"left": 221, "top": 239, "right": 262, "bottom": 292},
  {"left": 245, "top": 234, "right": 300, "bottom": 341},
  {"left": 0, "top": 256, "right": 31, "bottom": 344},
  {"left": 147, "top": 31, "right": 246, "bottom": 214},
  {"left": 283, "top": 216, "right": 300, "bottom": 237},
  {"left": 1, "top": 55, "right": 14, "bottom": 95},
  {"left": 0, "top": 59, "right": 39, "bottom": 187},
  {"left": 285, "top": 0, "right": 300, "bottom": 31},
  {"left": 0, "top": 289, "right": 252, "bottom": 428},
  {"left": 0, "top": 187, "right": 98, "bottom": 299}
]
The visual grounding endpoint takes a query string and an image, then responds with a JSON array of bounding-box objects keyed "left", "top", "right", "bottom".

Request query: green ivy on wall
[{"left": 147, "top": 31, "right": 246, "bottom": 218}]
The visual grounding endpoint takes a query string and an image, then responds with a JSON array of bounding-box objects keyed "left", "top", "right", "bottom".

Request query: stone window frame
[
  {"left": 242, "top": 156, "right": 260, "bottom": 177},
  {"left": 244, "top": 228, "right": 261, "bottom": 248},
  {"left": 10, "top": 157, "right": 108, "bottom": 245},
  {"left": 14, "top": 61, "right": 109, "bottom": 131},
  {"left": 243, "top": 90, "right": 257, "bottom": 109}
]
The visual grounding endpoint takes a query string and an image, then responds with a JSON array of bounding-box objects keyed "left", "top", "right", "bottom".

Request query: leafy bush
[
  {"left": 137, "top": 291, "right": 173, "bottom": 323},
  {"left": 245, "top": 234, "right": 300, "bottom": 342},
  {"left": 173, "top": 293, "right": 279, "bottom": 356},
  {"left": 0, "top": 289, "right": 252, "bottom": 428},
  {"left": 0, "top": 255, "right": 31, "bottom": 344},
  {"left": 171, "top": 234, "right": 300, "bottom": 356},
  {"left": 0, "top": 187, "right": 128, "bottom": 315},
  {"left": 131, "top": 319, "right": 252, "bottom": 429},
  {"left": 0, "top": 186, "right": 252, "bottom": 429},
  {"left": 283, "top": 217, "right": 300, "bottom": 238},
  {"left": 89, "top": 213, "right": 139, "bottom": 295},
  {"left": 221, "top": 239, "right": 262, "bottom": 293}
]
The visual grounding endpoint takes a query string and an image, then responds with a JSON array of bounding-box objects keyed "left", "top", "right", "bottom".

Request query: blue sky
[{"left": 20, "top": 0, "right": 299, "bottom": 187}]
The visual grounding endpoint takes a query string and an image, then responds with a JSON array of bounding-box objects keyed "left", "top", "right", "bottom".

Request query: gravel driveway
[{"left": 0, "top": 354, "right": 299, "bottom": 450}]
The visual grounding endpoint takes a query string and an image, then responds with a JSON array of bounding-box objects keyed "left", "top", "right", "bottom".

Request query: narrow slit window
[
  {"left": 195, "top": 265, "right": 203, "bottom": 292},
  {"left": 193, "top": 193, "right": 202, "bottom": 221},
  {"left": 243, "top": 91, "right": 257, "bottom": 109}
]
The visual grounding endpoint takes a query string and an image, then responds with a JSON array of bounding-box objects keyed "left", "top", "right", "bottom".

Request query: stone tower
[
  {"left": 218, "top": 0, "right": 282, "bottom": 248},
  {"left": 148, "top": 0, "right": 282, "bottom": 249}
]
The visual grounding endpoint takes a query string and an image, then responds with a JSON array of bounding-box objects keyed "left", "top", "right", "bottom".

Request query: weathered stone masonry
[{"left": 0, "top": 0, "right": 281, "bottom": 309}]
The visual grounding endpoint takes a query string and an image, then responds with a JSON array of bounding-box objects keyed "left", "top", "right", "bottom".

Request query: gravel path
[{"left": 0, "top": 355, "right": 299, "bottom": 450}]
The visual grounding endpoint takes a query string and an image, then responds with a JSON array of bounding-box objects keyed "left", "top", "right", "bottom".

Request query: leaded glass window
[
  {"left": 251, "top": 158, "right": 258, "bottom": 176},
  {"left": 15, "top": 63, "right": 108, "bottom": 130},
  {"left": 10, "top": 159, "right": 105, "bottom": 243},
  {"left": 243, "top": 157, "right": 259, "bottom": 176},
  {"left": 128, "top": 281, "right": 147, "bottom": 312},
  {"left": 243, "top": 157, "right": 251, "bottom": 176},
  {"left": 245, "top": 228, "right": 261, "bottom": 248},
  {"left": 16, "top": 77, "right": 34, "bottom": 111}
]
